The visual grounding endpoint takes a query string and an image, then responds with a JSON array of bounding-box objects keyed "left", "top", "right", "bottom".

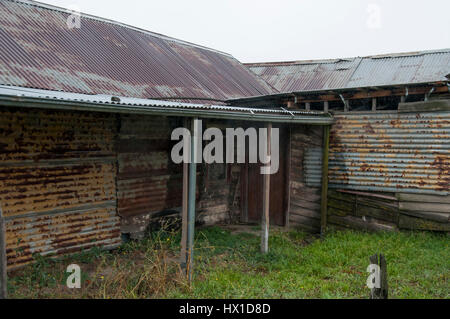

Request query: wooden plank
[
  {"left": 399, "top": 214, "right": 450, "bottom": 232},
  {"left": 328, "top": 215, "right": 397, "bottom": 232},
  {"left": 291, "top": 199, "right": 320, "bottom": 211},
  {"left": 327, "top": 206, "right": 350, "bottom": 217},
  {"left": 261, "top": 123, "right": 271, "bottom": 254},
  {"left": 337, "top": 189, "right": 397, "bottom": 202},
  {"left": 290, "top": 214, "right": 321, "bottom": 229},
  {"left": 396, "top": 193, "right": 450, "bottom": 204},
  {"left": 292, "top": 85, "right": 449, "bottom": 103},
  {"left": 328, "top": 197, "right": 354, "bottom": 212},
  {"left": 0, "top": 207, "right": 7, "bottom": 299},
  {"left": 400, "top": 210, "right": 449, "bottom": 223},
  {"left": 399, "top": 202, "right": 450, "bottom": 213},
  {"left": 290, "top": 207, "right": 321, "bottom": 220},
  {"left": 398, "top": 100, "right": 450, "bottom": 113}
]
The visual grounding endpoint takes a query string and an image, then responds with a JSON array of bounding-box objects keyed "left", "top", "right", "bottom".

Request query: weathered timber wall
[
  {"left": 197, "top": 163, "right": 241, "bottom": 225},
  {"left": 118, "top": 117, "right": 240, "bottom": 236},
  {"left": 328, "top": 190, "right": 450, "bottom": 232},
  {"left": 117, "top": 115, "right": 183, "bottom": 237},
  {"left": 0, "top": 107, "right": 121, "bottom": 269},
  {"left": 197, "top": 120, "right": 242, "bottom": 226},
  {"left": 288, "top": 125, "right": 323, "bottom": 232}
]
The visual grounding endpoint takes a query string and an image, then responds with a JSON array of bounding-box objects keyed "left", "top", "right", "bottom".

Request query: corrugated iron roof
[
  {"left": 246, "top": 49, "right": 450, "bottom": 93},
  {"left": 0, "top": 0, "right": 276, "bottom": 104},
  {"left": 0, "top": 85, "right": 334, "bottom": 124}
]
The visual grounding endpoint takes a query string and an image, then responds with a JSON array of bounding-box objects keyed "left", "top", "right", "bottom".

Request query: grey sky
[{"left": 39, "top": 0, "right": 450, "bottom": 63}]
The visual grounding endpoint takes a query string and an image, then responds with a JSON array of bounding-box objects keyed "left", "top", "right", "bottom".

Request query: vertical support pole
[
  {"left": 0, "top": 207, "right": 7, "bottom": 299},
  {"left": 187, "top": 118, "right": 199, "bottom": 283},
  {"left": 261, "top": 123, "right": 271, "bottom": 254},
  {"left": 324, "top": 101, "right": 329, "bottom": 113},
  {"left": 284, "top": 126, "right": 292, "bottom": 229},
  {"left": 372, "top": 98, "right": 377, "bottom": 111},
  {"left": 180, "top": 119, "right": 189, "bottom": 267},
  {"left": 305, "top": 102, "right": 311, "bottom": 111},
  {"left": 320, "top": 125, "right": 330, "bottom": 237}
]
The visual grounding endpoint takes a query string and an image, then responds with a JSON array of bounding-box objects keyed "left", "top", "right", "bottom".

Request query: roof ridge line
[{"left": 245, "top": 48, "right": 450, "bottom": 67}]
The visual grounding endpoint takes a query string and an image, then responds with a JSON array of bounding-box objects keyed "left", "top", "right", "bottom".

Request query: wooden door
[{"left": 244, "top": 126, "right": 288, "bottom": 226}]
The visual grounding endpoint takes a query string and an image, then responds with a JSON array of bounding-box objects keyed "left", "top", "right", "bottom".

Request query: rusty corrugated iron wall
[
  {"left": 328, "top": 111, "right": 450, "bottom": 195},
  {"left": 117, "top": 115, "right": 183, "bottom": 235},
  {"left": 0, "top": 107, "right": 121, "bottom": 269}
]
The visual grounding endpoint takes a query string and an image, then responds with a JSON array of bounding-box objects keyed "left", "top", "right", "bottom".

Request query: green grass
[{"left": 7, "top": 226, "right": 449, "bottom": 299}]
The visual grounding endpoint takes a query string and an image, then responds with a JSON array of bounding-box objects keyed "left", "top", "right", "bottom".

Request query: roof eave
[{"left": 0, "top": 94, "right": 334, "bottom": 125}]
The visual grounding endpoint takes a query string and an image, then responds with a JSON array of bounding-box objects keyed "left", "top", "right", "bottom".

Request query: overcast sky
[{"left": 39, "top": 0, "right": 450, "bottom": 63}]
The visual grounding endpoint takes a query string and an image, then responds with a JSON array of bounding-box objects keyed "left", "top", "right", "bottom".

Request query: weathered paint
[
  {"left": 328, "top": 111, "right": 450, "bottom": 194},
  {"left": 304, "top": 147, "right": 323, "bottom": 187},
  {"left": 0, "top": 107, "right": 121, "bottom": 269}
]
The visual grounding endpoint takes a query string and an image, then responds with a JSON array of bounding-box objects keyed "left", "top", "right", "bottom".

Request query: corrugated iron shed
[
  {"left": 304, "top": 110, "right": 450, "bottom": 195},
  {"left": 246, "top": 49, "right": 450, "bottom": 93},
  {"left": 0, "top": 0, "right": 276, "bottom": 104}
]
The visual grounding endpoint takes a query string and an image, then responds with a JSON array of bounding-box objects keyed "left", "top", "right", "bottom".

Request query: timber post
[
  {"left": 0, "top": 206, "right": 7, "bottom": 299},
  {"left": 320, "top": 125, "right": 330, "bottom": 237}
]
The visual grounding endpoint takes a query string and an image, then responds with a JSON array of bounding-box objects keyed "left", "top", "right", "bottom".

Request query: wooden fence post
[
  {"left": 0, "top": 206, "right": 7, "bottom": 299},
  {"left": 369, "top": 253, "right": 388, "bottom": 299},
  {"left": 320, "top": 125, "right": 330, "bottom": 237}
]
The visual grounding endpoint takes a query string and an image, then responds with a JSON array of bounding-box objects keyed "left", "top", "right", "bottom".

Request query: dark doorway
[{"left": 242, "top": 125, "right": 288, "bottom": 226}]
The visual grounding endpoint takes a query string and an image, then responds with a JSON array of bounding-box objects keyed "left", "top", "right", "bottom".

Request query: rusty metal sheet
[
  {"left": 326, "top": 111, "right": 450, "bottom": 195},
  {"left": 0, "top": 0, "right": 275, "bottom": 103},
  {"left": 5, "top": 205, "right": 120, "bottom": 269},
  {"left": 247, "top": 58, "right": 360, "bottom": 93},
  {"left": 0, "top": 107, "right": 121, "bottom": 269},
  {"left": 246, "top": 49, "right": 450, "bottom": 93}
]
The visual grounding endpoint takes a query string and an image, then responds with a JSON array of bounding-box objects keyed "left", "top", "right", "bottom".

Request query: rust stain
[{"left": 0, "top": 107, "right": 121, "bottom": 269}]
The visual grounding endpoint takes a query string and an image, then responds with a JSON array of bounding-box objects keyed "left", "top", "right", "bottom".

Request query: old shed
[{"left": 236, "top": 50, "right": 450, "bottom": 233}]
